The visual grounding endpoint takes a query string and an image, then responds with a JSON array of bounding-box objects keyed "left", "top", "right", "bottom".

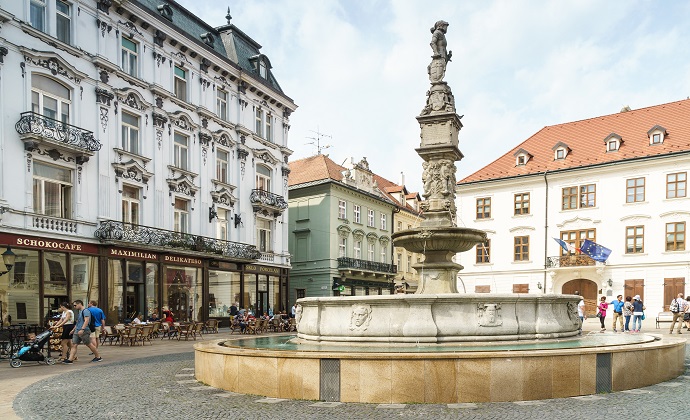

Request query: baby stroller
[{"left": 10, "top": 329, "right": 55, "bottom": 368}]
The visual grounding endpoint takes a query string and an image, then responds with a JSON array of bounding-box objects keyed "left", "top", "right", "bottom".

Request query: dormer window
[
  {"left": 513, "top": 148, "right": 532, "bottom": 166},
  {"left": 647, "top": 125, "right": 667, "bottom": 145},
  {"left": 603, "top": 133, "right": 622, "bottom": 152},
  {"left": 249, "top": 54, "right": 272, "bottom": 80},
  {"left": 551, "top": 141, "right": 570, "bottom": 160}
]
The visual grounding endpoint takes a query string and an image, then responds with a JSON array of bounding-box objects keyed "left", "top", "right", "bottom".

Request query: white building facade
[
  {"left": 456, "top": 101, "right": 689, "bottom": 316},
  {"left": 0, "top": 0, "right": 296, "bottom": 325}
]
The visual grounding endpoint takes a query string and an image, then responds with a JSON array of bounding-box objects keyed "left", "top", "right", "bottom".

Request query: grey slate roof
[{"left": 134, "top": 0, "right": 284, "bottom": 93}]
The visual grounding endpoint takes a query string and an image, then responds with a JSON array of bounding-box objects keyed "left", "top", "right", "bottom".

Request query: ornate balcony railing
[
  {"left": 337, "top": 257, "right": 397, "bottom": 274},
  {"left": 249, "top": 189, "right": 287, "bottom": 216},
  {"left": 94, "top": 220, "right": 261, "bottom": 260},
  {"left": 15, "top": 111, "right": 102, "bottom": 152},
  {"left": 546, "top": 254, "right": 597, "bottom": 268}
]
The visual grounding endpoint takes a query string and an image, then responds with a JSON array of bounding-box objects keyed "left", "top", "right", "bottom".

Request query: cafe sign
[
  {"left": 162, "top": 254, "right": 203, "bottom": 266},
  {"left": 0, "top": 233, "right": 99, "bottom": 254},
  {"left": 244, "top": 264, "right": 281, "bottom": 275},
  {"left": 108, "top": 247, "right": 158, "bottom": 261}
]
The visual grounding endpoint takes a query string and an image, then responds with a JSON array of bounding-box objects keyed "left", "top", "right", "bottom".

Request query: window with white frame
[
  {"left": 256, "top": 165, "right": 271, "bottom": 191},
  {"left": 255, "top": 108, "right": 263, "bottom": 137},
  {"left": 256, "top": 218, "right": 272, "bottom": 252},
  {"left": 338, "top": 200, "right": 346, "bottom": 220},
  {"left": 33, "top": 161, "right": 72, "bottom": 218},
  {"left": 121, "top": 112, "right": 140, "bottom": 154},
  {"left": 173, "top": 133, "right": 188, "bottom": 170},
  {"left": 30, "top": 0, "right": 46, "bottom": 32},
  {"left": 367, "top": 242, "right": 375, "bottom": 261},
  {"left": 259, "top": 61, "right": 267, "bottom": 78},
  {"left": 216, "top": 150, "right": 229, "bottom": 183},
  {"left": 367, "top": 209, "right": 374, "bottom": 227},
  {"left": 216, "top": 90, "right": 228, "bottom": 121},
  {"left": 338, "top": 237, "right": 347, "bottom": 258},
  {"left": 354, "top": 240, "right": 362, "bottom": 259},
  {"left": 217, "top": 208, "right": 228, "bottom": 240},
  {"left": 121, "top": 185, "right": 140, "bottom": 225},
  {"left": 56, "top": 0, "right": 71, "bottom": 44},
  {"left": 174, "top": 66, "right": 187, "bottom": 101},
  {"left": 31, "top": 74, "right": 70, "bottom": 123},
  {"left": 265, "top": 114, "right": 272, "bottom": 141},
  {"left": 173, "top": 198, "right": 189, "bottom": 233},
  {"left": 380, "top": 213, "right": 387, "bottom": 230},
  {"left": 121, "top": 37, "right": 138, "bottom": 77},
  {"left": 353, "top": 205, "right": 361, "bottom": 223}
]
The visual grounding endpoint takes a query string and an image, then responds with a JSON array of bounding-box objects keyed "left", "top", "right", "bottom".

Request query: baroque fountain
[{"left": 195, "top": 21, "right": 685, "bottom": 403}]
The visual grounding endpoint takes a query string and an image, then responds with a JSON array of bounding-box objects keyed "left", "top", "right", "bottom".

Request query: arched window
[
  {"left": 256, "top": 165, "right": 271, "bottom": 191},
  {"left": 31, "top": 74, "right": 70, "bottom": 123}
]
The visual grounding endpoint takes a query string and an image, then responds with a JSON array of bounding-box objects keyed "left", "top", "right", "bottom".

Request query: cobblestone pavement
[{"left": 13, "top": 345, "right": 690, "bottom": 420}]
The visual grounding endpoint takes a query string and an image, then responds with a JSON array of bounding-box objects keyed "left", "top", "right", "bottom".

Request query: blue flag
[
  {"left": 552, "top": 237, "right": 573, "bottom": 253},
  {"left": 579, "top": 239, "right": 612, "bottom": 262}
]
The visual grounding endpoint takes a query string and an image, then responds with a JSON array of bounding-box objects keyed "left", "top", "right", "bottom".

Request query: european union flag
[{"left": 579, "top": 239, "right": 612, "bottom": 262}]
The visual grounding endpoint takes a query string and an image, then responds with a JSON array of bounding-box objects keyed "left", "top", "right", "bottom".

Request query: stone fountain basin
[
  {"left": 296, "top": 293, "right": 581, "bottom": 343},
  {"left": 392, "top": 226, "right": 487, "bottom": 254}
]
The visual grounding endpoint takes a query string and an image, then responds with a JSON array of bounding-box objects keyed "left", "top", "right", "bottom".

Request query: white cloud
[{"left": 180, "top": 0, "right": 690, "bottom": 192}]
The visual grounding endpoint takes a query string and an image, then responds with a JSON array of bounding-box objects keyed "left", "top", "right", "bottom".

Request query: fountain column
[{"left": 394, "top": 20, "right": 477, "bottom": 295}]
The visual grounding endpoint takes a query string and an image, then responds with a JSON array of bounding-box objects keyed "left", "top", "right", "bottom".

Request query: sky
[{"left": 177, "top": 0, "right": 690, "bottom": 194}]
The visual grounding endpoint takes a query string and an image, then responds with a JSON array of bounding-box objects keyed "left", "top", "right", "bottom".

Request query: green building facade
[{"left": 288, "top": 156, "right": 398, "bottom": 305}]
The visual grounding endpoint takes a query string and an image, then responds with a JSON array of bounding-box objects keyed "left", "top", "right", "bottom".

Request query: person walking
[
  {"left": 63, "top": 300, "right": 102, "bottom": 364},
  {"left": 49, "top": 302, "right": 74, "bottom": 361},
  {"left": 597, "top": 296, "right": 608, "bottom": 332},
  {"left": 631, "top": 295, "right": 645, "bottom": 332},
  {"left": 609, "top": 295, "right": 624, "bottom": 332},
  {"left": 669, "top": 293, "right": 686, "bottom": 334},
  {"left": 623, "top": 296, "right": 634, "bottom": 332},
  {"left": 87, "top": 300, "right": 106, "bottom": 349}
]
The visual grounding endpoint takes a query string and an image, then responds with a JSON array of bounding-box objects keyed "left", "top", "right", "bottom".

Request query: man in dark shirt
[{"left": 63, "top": 300, "right": 102, "bottom": 363}]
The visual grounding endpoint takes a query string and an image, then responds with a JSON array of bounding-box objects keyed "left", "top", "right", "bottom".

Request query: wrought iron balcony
[
  {"left": 249, "top": 189, "right": 288, "bottom": 217},
  {"left": 15, "top": 111, "right": 102, "bottom": 153},
  {"left": 337, "top": 257, "right": 397, "bottom": 275},
  {"left": 94, "top": 220, "right": 261, "bottom": 260},
  {"left": 546, "top": 254, "right": 597, "bottom": 268}
]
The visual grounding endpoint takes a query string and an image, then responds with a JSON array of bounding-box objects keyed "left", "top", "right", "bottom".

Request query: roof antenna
[
  {"left": 225, "top": 7, "right": 232, "bottom": 25},
  {"left": 305, "top": 127, "right": 332, "bottom": 155}
]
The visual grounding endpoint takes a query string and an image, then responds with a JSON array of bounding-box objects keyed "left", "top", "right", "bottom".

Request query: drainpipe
[{"left": 543, "top": 170, "right": 549, "bottom": 294}]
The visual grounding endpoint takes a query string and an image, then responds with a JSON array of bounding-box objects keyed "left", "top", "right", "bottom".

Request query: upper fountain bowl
[{"left": 392, "top": 226, "right": 487, "bottom": 254}]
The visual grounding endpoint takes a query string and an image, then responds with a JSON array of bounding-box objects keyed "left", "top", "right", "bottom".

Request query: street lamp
[{"left": 0, "top": 246, "right": 16, "bottom": 276}]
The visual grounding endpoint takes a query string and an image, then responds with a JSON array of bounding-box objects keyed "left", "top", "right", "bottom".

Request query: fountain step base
[{"left": 194, "top": 335, "right": 686, "bottom": 404}]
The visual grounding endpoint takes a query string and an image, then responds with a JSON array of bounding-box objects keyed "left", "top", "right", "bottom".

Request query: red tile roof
[
  {"left": 288, "top": 154, "right": 345, "bottom": 186},
  {"left": 288, "top": 154, "right": 423, "bottom": 215},
  {"left": 459, "top": 99, "right": 690, "bottom": 184}
]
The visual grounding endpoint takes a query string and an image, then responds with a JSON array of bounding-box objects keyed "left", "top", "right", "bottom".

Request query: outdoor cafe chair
[{"left": 176, "top": 323, "right": 195, "bottom": 341}]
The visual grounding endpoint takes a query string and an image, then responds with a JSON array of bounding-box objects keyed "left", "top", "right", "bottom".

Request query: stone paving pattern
[{"left": 12, "top": 345, "right": 690, "bottom": 419}]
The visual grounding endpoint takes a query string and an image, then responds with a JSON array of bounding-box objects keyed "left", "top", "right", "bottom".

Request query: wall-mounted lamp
[
  {"left": 607, "top": 278, "right": 613, "bottom": 287},
  {"left": 208, "top": 205, "right": 218, "bottom": 223},
  {"left": 0, "top": 247, "right": 16, "bottom": 276},
  {"left": 537, "top": 281, "right": 542, "bottom": 290}
]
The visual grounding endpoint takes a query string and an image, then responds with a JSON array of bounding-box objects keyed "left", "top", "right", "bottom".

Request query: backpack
[
  {"left": 80, "top": 309, "right": 96, "bottom": 332},
  {"left": 670, "top": 298, "right": 679, "bottom": 313}
]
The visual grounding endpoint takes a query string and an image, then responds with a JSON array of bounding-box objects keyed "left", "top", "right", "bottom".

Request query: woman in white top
[{"left": 50, "top": 302, "right": 74, "bottom": 361}]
